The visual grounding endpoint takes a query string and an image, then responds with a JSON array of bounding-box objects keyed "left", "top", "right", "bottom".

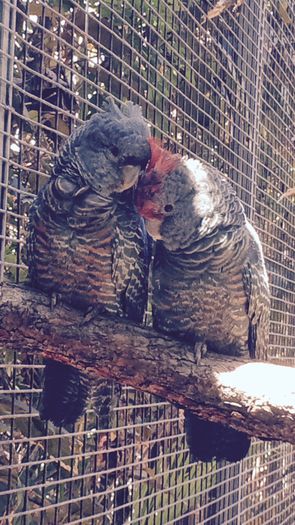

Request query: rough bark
[{"left": 0, "top": 282, "right": 295, "bottom": 444}]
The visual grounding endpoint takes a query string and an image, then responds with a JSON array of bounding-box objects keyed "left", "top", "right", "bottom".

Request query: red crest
[{"left": 136, "top": 139, "right": 180, "bottom": 219}]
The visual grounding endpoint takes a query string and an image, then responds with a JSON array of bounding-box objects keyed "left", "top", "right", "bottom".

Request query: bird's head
[
  {"left": 71, "top": 97, "right": 151, "bottom": 195},
  {"left": 136, "top": 139, "right": 218, "bottom": 250}
]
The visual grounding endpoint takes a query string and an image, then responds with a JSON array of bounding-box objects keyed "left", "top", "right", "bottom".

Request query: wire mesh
[{"left": 0, "top": 0, "right": 295, "bottom": 523}]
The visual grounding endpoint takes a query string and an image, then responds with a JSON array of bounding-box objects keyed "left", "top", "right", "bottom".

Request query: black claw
[
  {"left": 81, "top": 305, "right": 106, "bottom": 326},
  {"left": 194, "top": 342, "right": 207, "bottom": 365},
  {"left": 50, "top": 292, "right": 62, "bottom": 311}
]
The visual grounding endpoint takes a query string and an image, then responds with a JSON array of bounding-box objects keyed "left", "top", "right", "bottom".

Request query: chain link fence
[{"left": 0, "top": 0, "right": 294, "bottom": 523}]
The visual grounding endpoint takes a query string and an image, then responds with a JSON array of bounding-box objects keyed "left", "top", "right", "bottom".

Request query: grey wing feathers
[
  {"left": 243, "top": 260, "right": 269, "bottom": 360},
  {"left": 123, "top": 218, "right": 150, "bottom": 323},
  {"left": 113, "top": 196, "right": 150, "bottom": 323}
]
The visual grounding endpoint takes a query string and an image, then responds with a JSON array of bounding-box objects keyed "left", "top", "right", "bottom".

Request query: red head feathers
[
  {"left": 147, "top": 138, "right": 181, "bottom": 176},
  {"left": 136, "top": 138, "right": 181, "bottom": 219}
]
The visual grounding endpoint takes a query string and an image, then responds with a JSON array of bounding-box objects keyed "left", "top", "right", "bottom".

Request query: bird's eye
[
  {"left": 111, "top": 146, "right": 119, "bottom": 157},
  {"left": 164, "top": 204, "right": 174, "bottom": 213}
]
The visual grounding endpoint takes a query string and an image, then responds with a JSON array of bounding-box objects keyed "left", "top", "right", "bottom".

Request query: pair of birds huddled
[{"left": 26, "top": 98, "right": 270, "bottom": 463}]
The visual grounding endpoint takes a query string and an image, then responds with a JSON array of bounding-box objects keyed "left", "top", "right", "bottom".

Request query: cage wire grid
[{"left": 0, "top": 0, "right": 295, "bottom": 523}]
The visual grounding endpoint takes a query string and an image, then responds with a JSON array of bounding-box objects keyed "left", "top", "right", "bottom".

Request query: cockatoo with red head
[{"left": 136, "top": 139, "right": 269, "bottom": 462}]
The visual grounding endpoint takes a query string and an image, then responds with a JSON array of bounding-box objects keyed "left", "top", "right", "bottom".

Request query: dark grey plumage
[
  {"left": 136, "top": 144, "right": 269, "bottom": 462},
  {"left": 26, "top": 98, "right": 151, "bottom": 427}
]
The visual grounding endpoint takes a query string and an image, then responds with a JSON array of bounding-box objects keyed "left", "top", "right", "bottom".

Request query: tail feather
[
  {"left": 185, "top": 411, "right": 251, "bottom": 463},
  {"left": 39, "top": 360, "right": 90, "bottom": 426},
  {"left": 91, "top": 379, "right": 121, "bottom": 430}
]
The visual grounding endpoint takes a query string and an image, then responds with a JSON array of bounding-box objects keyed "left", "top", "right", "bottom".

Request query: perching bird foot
[
  {"left": 50, "top": 292, "right": 62, "bottom": 311},
  {"left": 194, "top": 342, "right": 207, "bottom": 365},
  {"left": 81, "top": 305, "right": 107, "bottom": 326}
]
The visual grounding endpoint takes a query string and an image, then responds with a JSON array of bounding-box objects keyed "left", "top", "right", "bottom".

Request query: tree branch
[{"left": 0, "top": 282, "right": 294, "bottom": 444}]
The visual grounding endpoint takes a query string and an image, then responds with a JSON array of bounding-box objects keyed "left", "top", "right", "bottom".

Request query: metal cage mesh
[{"left": 0, "top": 0, "right": 294, "bottom": 523}]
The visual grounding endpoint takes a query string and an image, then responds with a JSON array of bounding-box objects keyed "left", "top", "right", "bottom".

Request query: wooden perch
[{"left": 0, "top": 282, "right": 295, "bottom": 444}]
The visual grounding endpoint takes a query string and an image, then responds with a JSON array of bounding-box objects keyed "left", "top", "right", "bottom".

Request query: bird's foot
[
  {"left": 50, "top": 292, "right": 62, "bottom": 311},
  {"left": 81, "top": 305, "right": 107, "bottom": 326},
  {"left": 194, "top": 342, "right": 207, "bottom": 365}
]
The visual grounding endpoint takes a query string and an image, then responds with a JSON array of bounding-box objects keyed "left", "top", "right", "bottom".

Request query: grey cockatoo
[
  {"left": 26, "top": 98, "right": 151, "bottom": 427},
  {"left": 136, "top": 140, "right": 270, "bottom": 462}
]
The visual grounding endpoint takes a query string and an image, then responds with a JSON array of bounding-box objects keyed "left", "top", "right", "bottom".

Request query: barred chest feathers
[{"left": 152, "top": 226, "right": 251, "bottom": 356}]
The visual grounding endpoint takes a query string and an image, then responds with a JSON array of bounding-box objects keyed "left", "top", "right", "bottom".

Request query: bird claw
[
  {"left": 194, "top": 342, "right": 207, "bottom": 365},
  {"left": 81, "top": 305, "right": 106, "bottom": 326},
  {"left": 50, "top": 292, "right": 62, "bottom": 310}
]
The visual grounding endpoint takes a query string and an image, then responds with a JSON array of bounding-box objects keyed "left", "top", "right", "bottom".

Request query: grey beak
[
  {"left": 145, "top": 219, "right": 162, "bottom": 240},
  {"left": 119, "top": 165, "right": 142, "bottom": 191}
]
